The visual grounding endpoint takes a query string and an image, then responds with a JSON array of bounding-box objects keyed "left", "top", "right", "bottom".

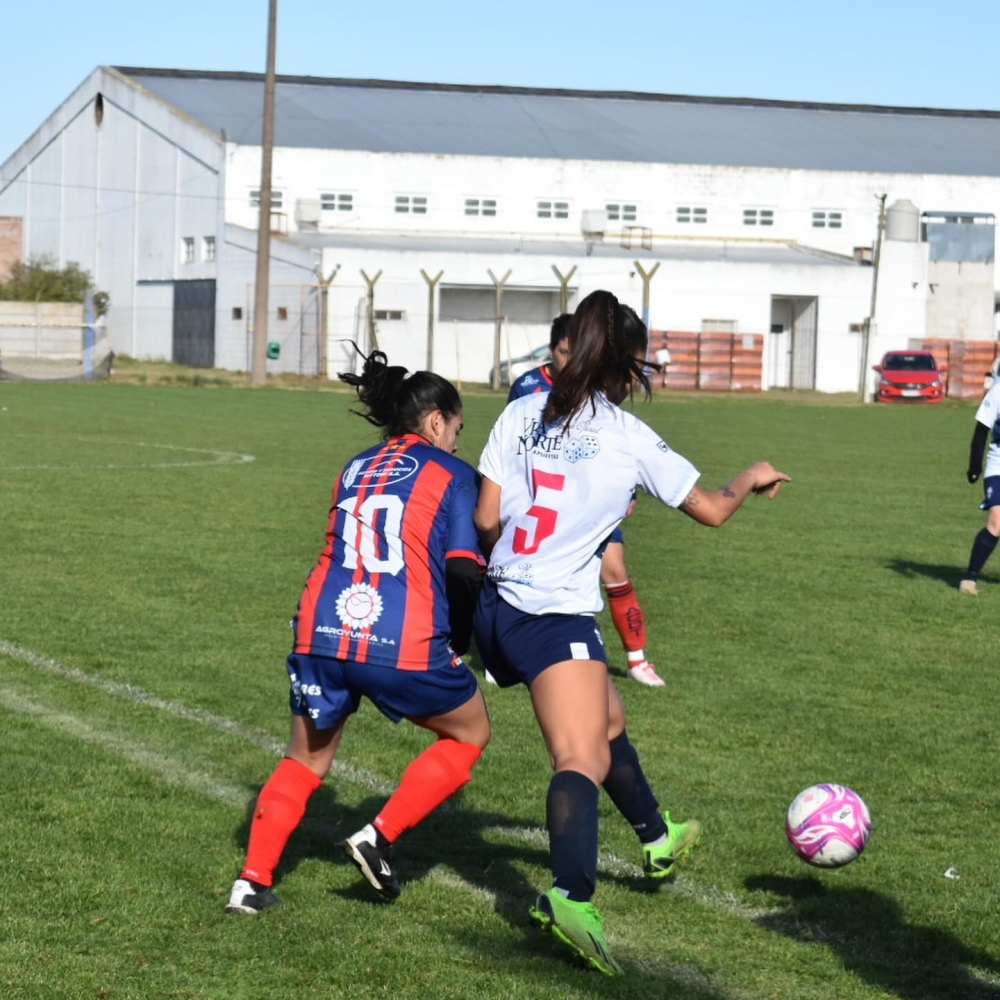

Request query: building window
[
  {"left": 232, "top": 307, "right": 243, "bottom": 320},
  {"left": 606, "top": 203, "right": 637, "bottom": 222},
  {"left": 250, "top": 189, "right": 283, "bottom": 210},
  {"left": 181, "top": 237, "right": 195, "bottom": 264},
  {"left": 537, "top": 200, "right": 570, "bottom": 219},
  {"left": 276, "top": 307, "right": 288, "bottom": 321},
  {"left": 394, "top": 195, "right": 428, "bottom": 214},
  {"left": 202, "top": 236, "right": 216, "bottom": 262},
  {"left": 743, "top": 208, "right": 774, "bottom": 227},
  {"left": 374, "top": 309, "right": 405, "bottom": 321},
  {"left": 677, "top": 206, "right": 708, "bottom": 224},
  {"left": 811, "top": 210, "right": 843, "bottom": 229},
  {"left": 321, "top": 192, "right": 353, "bottom": 212},
  {"left": 465, "top": 198, "right": 497, "bottom": 217}
]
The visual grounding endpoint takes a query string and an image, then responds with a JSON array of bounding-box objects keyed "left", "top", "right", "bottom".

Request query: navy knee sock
[
  {"left": 967, "top": 527, "right": 999, "bottom": 578},
  {"left": 546, "top": 770, "right": 599, "bottom": 902},
  {"left": 602, "top": 731, "right": 666, "bottom": 843}
]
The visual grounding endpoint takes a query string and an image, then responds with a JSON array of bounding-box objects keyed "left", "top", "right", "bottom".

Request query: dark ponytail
[
  {"left": 542, "top": 291, "right": 651, "bottom": 429},
  {"left": 338, "top": 347, "right": 461, "bottom": 439}
]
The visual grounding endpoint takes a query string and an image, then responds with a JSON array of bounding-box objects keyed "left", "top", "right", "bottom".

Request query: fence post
[
  {"left": 488, "top": 269, "right": 512, "bottom": 390},
  {"left": 420, "top": 269, "right": 444, "bottom": 371}
]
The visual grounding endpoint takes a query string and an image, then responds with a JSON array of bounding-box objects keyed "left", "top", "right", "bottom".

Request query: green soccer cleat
[
  {"left": 529, "top": 889, "right": 623, "bottom": 976},
  {"left": 643, "top": 811, "right": 703, "bottom": 879}
]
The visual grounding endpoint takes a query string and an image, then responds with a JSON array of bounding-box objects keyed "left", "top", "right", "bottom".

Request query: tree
[{"left": 0, "top": 256, "right": 109, "bottom": 316}]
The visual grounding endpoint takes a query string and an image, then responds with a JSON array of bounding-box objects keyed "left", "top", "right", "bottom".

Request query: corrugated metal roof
[{"left": 116, "top": 68, "right": 1000, "bottom": 177}]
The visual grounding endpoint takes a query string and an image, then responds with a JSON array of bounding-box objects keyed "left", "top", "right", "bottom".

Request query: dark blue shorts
[
  {"left": 473, "top": 579, "right": 607, "bottom": 688},
  {"left": 286, "top": 652, "right": 480, "bottom": 730},
  {"left": 607, "top": 526, "right": 625, "bottom": 546},
  {"left": 980, "top": 476, "right": 1000, "bottom": 510}
]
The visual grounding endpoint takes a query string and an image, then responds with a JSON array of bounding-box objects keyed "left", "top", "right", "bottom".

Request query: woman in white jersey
[{"left": 473, "top": 290, "right": 789, "bottom": 976}]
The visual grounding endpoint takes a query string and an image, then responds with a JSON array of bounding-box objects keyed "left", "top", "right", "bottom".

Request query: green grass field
[{"left": 1, "top": 377, "right": 998, "bottom": 1000}]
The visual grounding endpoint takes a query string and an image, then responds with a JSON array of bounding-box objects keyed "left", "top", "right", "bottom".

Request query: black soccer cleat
[
  {"left": 225, "top": 877, "right": 282, "bottom": 915},
  {"left": 342, "top": 824, "right": 401, "bottom": 900}
]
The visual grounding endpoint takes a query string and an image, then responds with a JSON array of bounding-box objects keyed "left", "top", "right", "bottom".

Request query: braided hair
[
  {"left": 542, "top": 290, "right": 651, "bottom": 429},
  {"left": 338, "top": 347, "right": 461, "bottom": 440}
]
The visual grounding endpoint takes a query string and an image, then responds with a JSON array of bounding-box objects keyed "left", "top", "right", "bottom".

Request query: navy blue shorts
[
  {"left": 607, "top": 526, "right": 625, "bottom": 546},
  {"left": 473, "top": 579, "right": 607, "bottom": 688},
  {"left": 286, "top": 652, "right": 480, "bottom": 730},
  {"left": 980, "top": 476, "right": 1000, "bottom": 510}
]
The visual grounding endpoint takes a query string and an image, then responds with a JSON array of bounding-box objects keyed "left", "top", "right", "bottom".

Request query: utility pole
[
  {"left": 250, "top": 0, "right": 277, "bottom": 386},
  {"left": 858, "top": 193, "right": 888, "bottom": 402},
  {"left": 420, "top": 269, "right": 443, "bottom": 371},
  {"left": 633, "top": 260, "right": 660, "bottom": 362}
]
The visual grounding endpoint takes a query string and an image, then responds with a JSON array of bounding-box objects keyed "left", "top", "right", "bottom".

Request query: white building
[{"left": 1, "top": 66, "right": 999, "bottom": 392}]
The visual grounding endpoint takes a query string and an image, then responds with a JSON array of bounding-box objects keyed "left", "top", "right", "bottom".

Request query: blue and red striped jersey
[
  {"left": 507, "top": 364, "right": 554, "bottom": 402},
  {"left": 293, "top": 433, "right": 484, "bottom": 671}
]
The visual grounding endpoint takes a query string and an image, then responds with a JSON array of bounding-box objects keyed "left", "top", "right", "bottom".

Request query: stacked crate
[
  {"left": 921, "top": 338, "right": 999, "bottom": 399},
  {"left": 650, "top": 330, "right": 764, "bottom": 392}
]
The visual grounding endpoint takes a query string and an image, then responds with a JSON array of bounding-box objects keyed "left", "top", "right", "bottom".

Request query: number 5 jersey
[{"left": 478, "top": 393, "right": 700, "bottom": 616}]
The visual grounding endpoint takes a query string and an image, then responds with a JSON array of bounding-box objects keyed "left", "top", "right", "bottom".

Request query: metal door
[{"left": 173, "top": 279, "right": 216, "bottom": 368}]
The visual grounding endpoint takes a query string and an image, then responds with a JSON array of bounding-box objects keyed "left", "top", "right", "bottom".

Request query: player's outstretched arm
[{"left": 679, "top": 461, "right": 790, "bottom": 527}]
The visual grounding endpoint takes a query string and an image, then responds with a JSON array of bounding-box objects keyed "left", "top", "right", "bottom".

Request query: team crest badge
[{"left": 336, "top": 582, "right": 384, "bottom": 629}]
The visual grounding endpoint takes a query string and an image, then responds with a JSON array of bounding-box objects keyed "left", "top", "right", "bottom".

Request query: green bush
[{"left": 0, "top": 254, "right": 109, "bottom": 315}]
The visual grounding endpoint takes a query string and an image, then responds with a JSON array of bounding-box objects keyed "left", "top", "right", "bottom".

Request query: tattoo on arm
[
  {"left": 721, "top": 483, "right": 736, "bottom": 499},
  {"left": 681, "top": 490, "right": 700, "bottom": 508}
]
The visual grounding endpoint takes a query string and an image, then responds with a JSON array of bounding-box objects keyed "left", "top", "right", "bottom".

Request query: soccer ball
[{"left": 786, "top": 783, "right": 871, "bottom": 868}]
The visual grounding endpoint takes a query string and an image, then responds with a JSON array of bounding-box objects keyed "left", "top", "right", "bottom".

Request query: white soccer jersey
[
  {"left": 479, "top": 392, "right": 700, "bottom": 615},
  {"left": 975, "top": 382, "right": 1000, "bottom": 477}
]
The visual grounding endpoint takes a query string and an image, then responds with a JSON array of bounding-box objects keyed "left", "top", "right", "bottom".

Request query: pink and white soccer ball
[{"left": 786, "top": 783, "right": 871, "bottom": 868}]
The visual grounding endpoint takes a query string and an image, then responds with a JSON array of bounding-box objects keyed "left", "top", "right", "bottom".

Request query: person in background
[
  {"left": 474, "top": 290, "right": 789, "bottom": 974},
  {"left": 960, "top": 370, "right": 1000, "bottom": 594},
  {"left": 226, "top": 350, "right": 490, "bottom": 913},
  {"left": 507, "top": 312, "right": 664, "bottom": 687}
]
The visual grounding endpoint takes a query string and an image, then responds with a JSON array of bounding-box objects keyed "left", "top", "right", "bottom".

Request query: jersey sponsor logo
[
  {"left": 315, "top": 624, "right": 398, "bottom": 645},
  {"left": 487, "top": 561, "right": 534, "bottom": 584},
  {"left": 563, "top": 432, "right": 600, "bottom": 463},
  {"left": 520, "top": 374, "right": 540, "bottom": 387},
  {"left": 336, "top": 582, "right": 384, "bottom": 629},
  {"left": 656, "top": 439, "right": 669, "bottom": 453},
  {"left": 342, "top": 453, "right": 419, "bottom": 490},
  {"left": 517, "top": 416, "right": 564, "bottom": 458}
]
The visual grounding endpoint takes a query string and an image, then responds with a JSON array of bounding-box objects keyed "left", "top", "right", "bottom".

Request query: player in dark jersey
[
  {"left": 508, "top": 313, "right": 664, "bottom": 687},
  {"left": 227, "top": 349, "right": 490, "bottom": 914}
]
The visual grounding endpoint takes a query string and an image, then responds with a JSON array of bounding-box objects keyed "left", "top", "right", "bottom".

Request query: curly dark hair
[{"left": 338, "top": 347, "right": 461, "bottom": 439}]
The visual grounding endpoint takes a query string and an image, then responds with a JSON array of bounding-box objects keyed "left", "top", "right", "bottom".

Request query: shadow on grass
[
  {"left": 746, "top": 873, "right": 1000, "bottom": 1000},
  {"left": 885, "top": 558, "right": 996, "bottom": 590},
  {"left": 231, "top": 781, "right": 719, "bottom": 993}
]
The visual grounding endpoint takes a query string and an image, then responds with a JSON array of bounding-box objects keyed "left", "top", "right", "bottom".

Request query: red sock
[
  {"left": 605, "top": 579, "right": 647, "bottom": 653},
  {"left": 240, "top": 757, "right": 322, "bottom": 887},
  {"left": 374, "top": 739, "right": 482, "bottom": 843}
]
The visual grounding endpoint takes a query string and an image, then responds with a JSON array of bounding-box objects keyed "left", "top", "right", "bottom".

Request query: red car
[{"left": 872, "top": 350, "right": 946, "bottom": 403}]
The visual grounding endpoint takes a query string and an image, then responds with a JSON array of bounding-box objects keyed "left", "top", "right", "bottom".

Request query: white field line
[
  {"left": 2, "top": 437, "right": 255, "bottom": 470},
  {"left": 0, "top": 639, "right": 391, "bottom": 796},
  {"left": 0, "top": 637, "right": 776, "bottom": 927},
  {"left": 0, "top": 678, "right": 760, "bottom": 999}
]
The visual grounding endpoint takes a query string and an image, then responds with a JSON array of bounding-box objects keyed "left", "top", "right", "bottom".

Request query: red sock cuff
[
  {"left": 275, "top": 755, "right": 324, "bottom": 795},
  {"left": 604, "top": 580, "right": 634, "bottom": 599},
  {"left": 374, "top": 740, "right": 482, "bottom": 842},
  {"left": 606, "top": 579, "right": 647, "bottom": 652}
]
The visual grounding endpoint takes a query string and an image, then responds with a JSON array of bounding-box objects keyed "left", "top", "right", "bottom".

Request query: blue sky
[{"left": 3, "top": 0, "right": 999, "bottom": 164}]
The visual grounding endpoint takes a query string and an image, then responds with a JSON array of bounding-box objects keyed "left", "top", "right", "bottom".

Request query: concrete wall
[{"left": 0, "top": 301, "right": 86, "bottom": 355}]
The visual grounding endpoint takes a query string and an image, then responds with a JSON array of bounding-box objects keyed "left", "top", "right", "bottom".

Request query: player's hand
[
  {"left": 967, "top": 469, "right": 981, "bottom": 484},
  {"left": 748, "top": 461, "right": 791, "bottom": 499}
]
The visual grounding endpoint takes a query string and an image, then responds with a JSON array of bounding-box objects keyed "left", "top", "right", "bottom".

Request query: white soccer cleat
[{"left": 628, "top": 662, "right": 666, "bottom": 687}]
